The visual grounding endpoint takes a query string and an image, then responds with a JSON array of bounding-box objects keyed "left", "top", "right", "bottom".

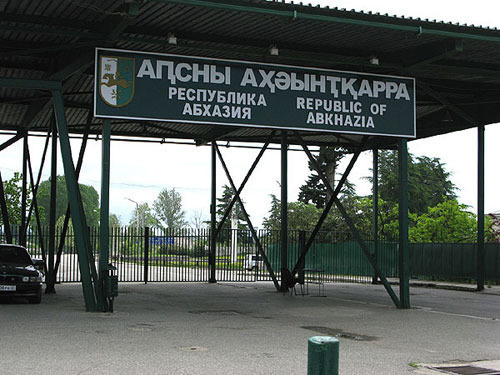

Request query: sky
[{"left": 1, "top": 0, "right": 500, "bottom": 227}]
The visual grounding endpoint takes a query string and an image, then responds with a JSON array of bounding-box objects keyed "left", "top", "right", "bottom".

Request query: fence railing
[{"left": 1, "top": 225, "right": 498, "bottom": 284}]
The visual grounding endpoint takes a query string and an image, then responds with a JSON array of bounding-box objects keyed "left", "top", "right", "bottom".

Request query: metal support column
[
  {"left": 46, "top": 122, "right": 57, "bottom": 294},
  {"left": 398, "top": 139, "right": 410, "bottom": 309},
  {"left": 372, "top": 148, "right": 379, "bottom": 284},
  {"left": 477, "top": 125, "right": 485, "bottom": 291},
  {"left": 52, "top": 89, "right": 98, "bottom": 311},
  {"left": 98, "top": 119, "right": 111, "bottom": 310},
  {"left": 0, "top": 171, "right": 12, "bottom": 243},
  {"left": 280, "top": 131, "right": 288, "bottom": 291},
  {"left": 209, "top": 141, "right": 217, "bottom": 283},
  {"left": 20, "top": 135, "right": 28, "bottom": 246}
]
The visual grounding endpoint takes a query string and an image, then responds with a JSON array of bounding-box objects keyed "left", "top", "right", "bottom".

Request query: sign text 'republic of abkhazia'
[{"left": 94, "top": 48, "right": 416, "bottom": 138}]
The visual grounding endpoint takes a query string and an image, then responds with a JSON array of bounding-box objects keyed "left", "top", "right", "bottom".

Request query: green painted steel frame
[
  {"left": 295, "top": 135, "right": 401, "bottom": 308},
  {"left": 52, "top": 89, "right": 101, "bottom": 311},
  {"left": 372, "top": 149, "right": 379, "bottom": 284},
  {"left": 477, "top": 125, "right": 485, "bottom": 291},
  {"left": 99, "top": 119, "right": 111, "bottom": 311},
  {"left": 398, "top": 140, "right": 410, "bottom": 309},
  {"left": 214, "top": 143, "right": 280, "bottom": 291}
]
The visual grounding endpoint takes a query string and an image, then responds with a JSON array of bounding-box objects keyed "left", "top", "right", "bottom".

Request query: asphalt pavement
[{"left": 0, "top": 281, "right": 499, "bottom": 374}]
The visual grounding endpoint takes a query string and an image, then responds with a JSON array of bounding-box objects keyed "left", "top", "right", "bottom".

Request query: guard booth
[{"left": 0, "top": 0, "right": 497, "bottom": 312}]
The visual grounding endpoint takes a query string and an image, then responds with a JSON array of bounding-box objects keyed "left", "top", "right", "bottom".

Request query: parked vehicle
[
  {"left": 0, "top": 244, "right": 43, "bottom": 304},
  {"left": 244, "top": 254, "right": 264, "bottom": 271}
]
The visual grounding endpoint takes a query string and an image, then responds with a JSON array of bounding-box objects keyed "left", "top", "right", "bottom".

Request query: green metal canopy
[{"left": 0, "top": 0, "right": 499, "bottom": 149}]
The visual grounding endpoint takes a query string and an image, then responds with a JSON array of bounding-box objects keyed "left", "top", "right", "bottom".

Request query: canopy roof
[{"left": 1, "top": 0, "right": 499, "bottom": 149}]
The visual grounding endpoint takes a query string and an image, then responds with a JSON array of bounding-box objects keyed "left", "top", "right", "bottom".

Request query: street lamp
[{"left": 126, "top": 197, "right": 140, "bottom": 233}]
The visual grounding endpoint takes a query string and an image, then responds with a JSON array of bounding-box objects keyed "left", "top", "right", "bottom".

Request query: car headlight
[
  {"left": 22, "top": 276, "right": 29, "bottom": 282},
  {"left": 30, "top": 276, "right": 42, "bottom": 283}
]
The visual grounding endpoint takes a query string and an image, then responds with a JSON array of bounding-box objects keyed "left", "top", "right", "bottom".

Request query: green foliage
[
  {"left": 152, "top": 188, "right": 187, "bottom": 229},
  {"left": 109, "top": 213, "right": 121, "bottom": 227},
  {"left": 216, "top": 184, "right": 247, "bottom": 230},
  {"left": 298, "top": 146, "right": 349, "bottom": 209},
  {"left": 55, "top": 215, "right": 75, "bottom": 253},
  {"left": 263, "top": 194, "right": 320, "bottom": 231},
  {"left": 410, "top": 199, "right": 492, "bottom": 243},
  {"left": 370, "top": 151, "right": 457, "bottom": 216},
  {"left": 37, "top": 175, "right": 99, "bottom": 226},
  {"left": 129, "top": 202, "right": 158, "bottom": 228},
  {"left": 1, "top": 172, "right": 35, "bottom": 225}
]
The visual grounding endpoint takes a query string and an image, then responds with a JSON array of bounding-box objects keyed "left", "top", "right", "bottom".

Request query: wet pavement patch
[
  {"left": 433, "top": 365, "right": 500, "bottom": 374},
  {"left": 301, "top": 326, "right": 378, "bottom": 342},
  {"left": 127, "top": 323, "right": 155, "bottom": 332},
  {"left": 189, "top": 310, "right": 243, "bottom": 316},
  {"left": 179, "top": 346, "right": 208, "bottom": 352}
]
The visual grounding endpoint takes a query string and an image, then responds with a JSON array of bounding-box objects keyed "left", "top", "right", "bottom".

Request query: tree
[
  {"left": 130, "top": 202, "right": 158, "bottom": 228},
  {"left": 0, "top": 172, "right": 35, "bottom": 225},
  {"left": 216, "top": 185, "right": 246, "bottom": 230},
  {"left": 262, "top": 194, "right": 320, "bottom": 232},
  {"left": 36, "top": 175, "right": 99, "bottom": 226},
  {"left": 109, "top": 213, "right": 121, "bottom": 227},
  {"left": 410, "top": 199, "right": 492, "bottom": 243},
  {"left": 189, "top": 210, "right": 206, "bottom": 230},
  {"left": 369, "top": 151, "right": 457, "bottom": 216},
  {"left": 298, "top": 146, "right": 349, "bottom": 209},
  {"left": 152, "top": 188, "right": 187, "bottom": 229}
]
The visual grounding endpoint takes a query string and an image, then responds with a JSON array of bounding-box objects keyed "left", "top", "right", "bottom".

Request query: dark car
[{"left": 0, "top": 244, "right": 43, "bottom": 304}]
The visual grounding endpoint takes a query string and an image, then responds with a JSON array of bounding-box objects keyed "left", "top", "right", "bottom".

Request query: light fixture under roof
[
  {"left": 167, "top": 33, "right": 177, "bottom": 45},
  {"left": 369, "top": 55, "right": 380, "bottom": 65},
  {"left": 269, "top": 45, "right": 279, "bottom": 56}
]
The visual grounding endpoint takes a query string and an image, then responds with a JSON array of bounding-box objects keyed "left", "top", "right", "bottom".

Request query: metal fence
[{"left": 2, "top": 225, "right": 499, "bottom": 284}]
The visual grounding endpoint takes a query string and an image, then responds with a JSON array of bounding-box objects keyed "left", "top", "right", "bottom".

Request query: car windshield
[{"left": 0, "top": 246, "right": 33, "bottom": 266}]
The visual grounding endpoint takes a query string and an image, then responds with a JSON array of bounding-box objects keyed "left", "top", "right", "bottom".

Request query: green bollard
[{"left": 307, "top": 336, "right": 339, "bottom": 375}]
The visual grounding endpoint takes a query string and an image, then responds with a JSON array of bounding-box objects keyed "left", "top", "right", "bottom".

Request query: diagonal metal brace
[
  {"left": 54, "top": 112, "right": 92, "bottom": 278},
  {"left": 215, "top": 144, "right": 280, "bottom": 291},
  {"left": 334, "top": 197, "right": 401, "bottom": 308},
  {"left": 292, "top": 135, "right": 368, "bottom": 274},
  {"left": 418, "top": 82, "right": 479, "bottom": 127},
  {"left": 215, "top": 133, "right": 274, "bottom": 238},
  {"left": 0, "top": 170, "right": 12, "bottom": 243},
  {"left": 25, "top": 145, "right": 48, "bottom": 273},
  {"left": 293, "top": 134, "right": 400, "bottom": 307},
  {"left": 0, "top": 132, "right": 24, "bottom": 152},
  {"left": 23, "top": 129, "right": 51, "bottom": 238}
]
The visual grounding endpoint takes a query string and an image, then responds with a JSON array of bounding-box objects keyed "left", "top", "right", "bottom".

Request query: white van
[{"left": 244, "top": 254, "right": 264, "bottom": 271}]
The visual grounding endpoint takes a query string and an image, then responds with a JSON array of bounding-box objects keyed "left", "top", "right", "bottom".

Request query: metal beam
[
  {"left": 52, "top": 89, "right": 98, "bottom": 311},
  {"left": 215, "top": 144, "right": 280, "bottom": 290},
  {"left": 20, "top": 135, "right": 28, "bottom": 246},
  {"left": 291, "top": 134, "right": 367, "bottom": 274},
  {"left": 209, "top": 141, "right": 217, "bottom": 284},
  {"left": 98, "top": 119, "right": 111, "bottom": 311},
  {"left": 280, "top": 131, "right": 288, "bottom": 291},
  {"left": 215, "top": 138, "right": 272, "bottom": 237},
  {"left": 25, "top": 143, "right": 48, "bottom": 276},
  {"left": 398, "top": 139, "right": 410, "bottom": 309},
  {"left": 477, "top": 125, "right": 485, "bottom": 291},
  {"left": 0, "top": 78, "right": 61, "bottom": 90},
  {"left": 334, "top": 197, "right": 401, "bottom": 308},
  {"left": 46, "top": 120, "right": 57, "bottom": 294},
  {"left": 0, "top": 170, "right": 12, "bottom": 242},
  {"left": 53, "top": 114, "right": 92, "bottom": 279},
  {"left": 372, "top": 148, "right": 379, "bottom": 284},
  {"left": 0, "top": 133, "right": 23, "bottom": 152},
  {"left": 153, "top": 0, "right": 500, "bottom": 43},
  {"left": 417, "top": 82, "right": 480, "bottom": 127}
]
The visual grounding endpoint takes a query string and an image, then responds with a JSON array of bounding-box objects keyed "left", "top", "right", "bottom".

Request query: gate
[{"left": 2, "top": 225, "right": 400, "bottom": 284}]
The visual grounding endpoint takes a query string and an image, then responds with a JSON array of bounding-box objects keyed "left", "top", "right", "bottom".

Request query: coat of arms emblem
[{"left": 99, "top": 56, "right": 135, "bottom": 107}]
